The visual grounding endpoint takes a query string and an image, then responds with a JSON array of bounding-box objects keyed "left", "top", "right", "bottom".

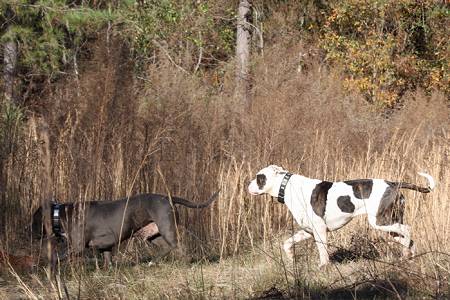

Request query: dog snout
[{"left": 248, "top": 179, "right": 260, "bottom": 195}]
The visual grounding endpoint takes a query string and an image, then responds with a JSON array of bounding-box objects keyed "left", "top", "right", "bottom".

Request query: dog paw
[
  {"left": 318, "top": 260, "right": 330, "bottom": 269},
  {"left": 401, "top": 248, "right": 414, "bottom": 259}
]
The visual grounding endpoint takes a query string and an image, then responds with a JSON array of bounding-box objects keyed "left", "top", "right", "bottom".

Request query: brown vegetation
[
  {"left": 0, "top": 251, "right": 36, "bottom": 273},
  {"left": 0, "top": 33, "right": 449, "bottom": 298}
]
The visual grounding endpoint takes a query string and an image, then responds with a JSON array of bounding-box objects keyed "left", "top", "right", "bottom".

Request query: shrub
[{"left": 320, "top": 0, "right": 449, "bottom": 107}]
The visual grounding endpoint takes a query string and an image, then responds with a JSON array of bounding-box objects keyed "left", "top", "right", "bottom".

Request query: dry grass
[{"left": 0, "top": 37, "right": 449, "bottom": 299}]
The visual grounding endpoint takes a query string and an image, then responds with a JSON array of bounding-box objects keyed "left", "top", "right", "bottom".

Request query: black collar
[
  {"left": 51, "top": 202, "right": 64, "bottom": 237},
  {"left": 277, "top": 172, "right": 293, "bottom": 204}
]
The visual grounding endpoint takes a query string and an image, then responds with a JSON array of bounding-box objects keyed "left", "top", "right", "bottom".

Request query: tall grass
[{"left": 0, "top": 37, "right": 449, "bottom": 298}]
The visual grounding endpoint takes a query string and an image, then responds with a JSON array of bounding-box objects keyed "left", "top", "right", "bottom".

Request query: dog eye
[{"left": 256, "top": 174, "right": 266, "bottom": 189}]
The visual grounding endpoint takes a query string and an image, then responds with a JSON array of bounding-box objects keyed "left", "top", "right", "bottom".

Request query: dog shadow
[
  {"left": 329, "top": 247, "right": 379, "bottom": 263},
  {"left": 329, "top": 235, "right": 381, "bottom": 263},
  {"left": 251, "top": 279, "right": 409, "bottom": 300}
]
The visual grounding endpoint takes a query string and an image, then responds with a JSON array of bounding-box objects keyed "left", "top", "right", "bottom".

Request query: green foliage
[
  {"left": 320, "top": 0, "right": 449, "bottom": 107},
  {"left": 122, "top": 0, "right": 236, "bottom": 71},
  {"left": 1, "top": 0, "right": 447, "bottom": 108},
  {"left": 1, "top": 1, "right": 116, "bottom": 78}
]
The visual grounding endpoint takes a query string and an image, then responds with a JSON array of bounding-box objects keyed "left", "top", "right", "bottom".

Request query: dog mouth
[
  {"left": 248, "top": 183, "right": 262, "bottom": 195},
  {"left": 247, "top": 174, "right": 267, "bottom": 196}
]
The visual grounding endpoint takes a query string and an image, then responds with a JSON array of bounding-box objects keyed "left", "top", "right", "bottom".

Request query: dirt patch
[{"left": 0, "top": 277, "right": 26, "bottom": 300}]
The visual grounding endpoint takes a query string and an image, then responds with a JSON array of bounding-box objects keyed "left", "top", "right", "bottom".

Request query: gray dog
[{"left": 32, "top": 191, "right": 219, "bottom": 268}]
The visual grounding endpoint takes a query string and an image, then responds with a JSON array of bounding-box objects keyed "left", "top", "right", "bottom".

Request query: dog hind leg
[
  {"left": 368, "top": 215, "right": 414, "bottom": 257},
  {"left": 372, "top": 192, "right": 415, "bottom": 257},
  {"left": 102, "top": 250, "right": 112, "bottom": 269},
  {"left": 392, "top": 234, "right": 415, "bottom": 257},
  {"left": 146, "top": 216, "right": 178, "bottom": 264}
]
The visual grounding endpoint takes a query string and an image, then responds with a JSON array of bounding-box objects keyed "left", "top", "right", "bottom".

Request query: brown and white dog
[{"left": 248, "top": 165, "right": 435, "bottom": 267}]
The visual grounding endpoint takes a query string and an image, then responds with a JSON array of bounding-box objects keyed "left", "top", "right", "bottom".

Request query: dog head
[{"left": 248, "top": 165, "right": 287, "bottom": 197}]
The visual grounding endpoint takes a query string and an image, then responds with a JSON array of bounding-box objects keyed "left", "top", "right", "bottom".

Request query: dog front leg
[
  {"left": 312, "top": 226, "right": 329, "bottom": 268},
  {"left": 283, "top": 230, "right": 312, "bottom": 260},
  {"left": 103, "top": 251, "right": 112, "bottom": 269},
  {"left": 49, "top": 238, "right": 59, "bottom": 274}
]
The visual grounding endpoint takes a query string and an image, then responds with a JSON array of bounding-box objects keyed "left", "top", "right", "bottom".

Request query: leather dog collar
[
  {"left": 277, "top": 172, "right": 293, "bottom": 204},
  {"left": 51, "top": 202, "right": 64, "bottom": 237}
]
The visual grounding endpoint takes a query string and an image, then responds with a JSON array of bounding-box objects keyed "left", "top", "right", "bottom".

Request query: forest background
[{"left": 0, "top": 1, "right": 449, "bottom": 299}]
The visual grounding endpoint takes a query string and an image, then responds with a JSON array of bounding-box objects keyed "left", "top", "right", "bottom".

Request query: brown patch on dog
[
  {"left": 344, "top": 179, "right": 373, "bottom": 199},
  {"left": 135, "top": 223, "right": 159, "bottom": 240},
  {"left": 376, "top": 185, "right": 405, "bottom": 226},
  {"left": 337, "top": 196, "right": 355, "bottom": 213},
  {"left": 310, "top": 181, "right": 333, "bottom": 217}
]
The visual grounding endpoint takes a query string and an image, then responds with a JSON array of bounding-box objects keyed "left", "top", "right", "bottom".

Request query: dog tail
[
  {"left": 171, "top": 190, "right": 220, "bottom": 208},
  {"left": 396, "top": 172, "right": 435, "bottom": 193},
  {"left": 417, "top": 172, "right": 436, "bottom": 191}
]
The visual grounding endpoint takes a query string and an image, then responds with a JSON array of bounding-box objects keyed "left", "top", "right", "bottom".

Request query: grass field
[
  {"left": 2, "top": 233, "right": 449, "bottom": 299},
  {"left": 1, "top": 131, "right": 449, "bottom": 299},
  {"left": 0, "top": 40, "right": 449, "bottom": 299}
]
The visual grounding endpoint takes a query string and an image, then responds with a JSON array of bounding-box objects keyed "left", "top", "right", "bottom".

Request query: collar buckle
[{"left": 51, "top": 202, "right": 64, "bottom": 237}]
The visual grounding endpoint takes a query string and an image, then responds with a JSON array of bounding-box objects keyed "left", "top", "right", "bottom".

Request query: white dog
[{"left": 248, "top": 165, "right": 435, "bottom": 267}]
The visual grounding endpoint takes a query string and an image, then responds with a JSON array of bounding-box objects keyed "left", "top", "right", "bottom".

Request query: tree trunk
[
  {"left": 30, "top": 116, "right": 54, "bottom": 269},
  {"left": 235, "top": 0, "right": 252, "bottom": 108},
  {"left": 3, "top": 40, "right": 17, "bottom": 104}
]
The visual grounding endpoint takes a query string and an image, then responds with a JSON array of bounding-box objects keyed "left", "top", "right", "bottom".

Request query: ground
[{"left": 1, "top": 234, "right": 447, "bottom": 299}]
